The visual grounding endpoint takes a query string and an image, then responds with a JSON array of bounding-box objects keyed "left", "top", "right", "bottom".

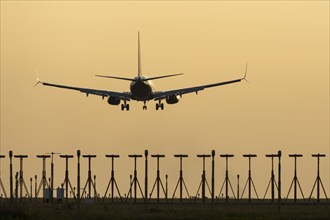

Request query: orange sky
[{"left": 0, "top": 1, "right": 329, "bottom": 199}]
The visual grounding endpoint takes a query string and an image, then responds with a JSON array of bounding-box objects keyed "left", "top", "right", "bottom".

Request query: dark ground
[{"left": 0, "top": 199, "right": 329, "bottom": 220}]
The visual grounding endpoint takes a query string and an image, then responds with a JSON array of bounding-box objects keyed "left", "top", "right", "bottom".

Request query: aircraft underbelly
[{"left": 130, "top": 81, "right": 152, "bottom": 101}]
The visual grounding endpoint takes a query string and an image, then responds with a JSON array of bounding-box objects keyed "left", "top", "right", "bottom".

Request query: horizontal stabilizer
[
  {"left": 95, "top": 75, "right": 136, "bottom": 81},
  {"left": 142, "top": 73, "right": 183, "bottom": 81}
]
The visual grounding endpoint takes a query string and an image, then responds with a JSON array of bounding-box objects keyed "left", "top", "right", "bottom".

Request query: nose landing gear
[{"left": 143, "top": 101, "right": 147, "bottom": 110}]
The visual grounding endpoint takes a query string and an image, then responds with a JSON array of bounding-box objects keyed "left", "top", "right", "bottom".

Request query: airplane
[{"left": 35, "top": 32, "right": 248, "bottom": 111}]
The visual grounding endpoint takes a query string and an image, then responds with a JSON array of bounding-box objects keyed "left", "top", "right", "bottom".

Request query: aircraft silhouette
[{"left": 35, "top": 32, "right": 248, "bottom": 111}]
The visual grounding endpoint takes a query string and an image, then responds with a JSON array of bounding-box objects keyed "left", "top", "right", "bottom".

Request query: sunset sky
[{"left": 1, "top": 1, "right": 329, "bottom": 199}]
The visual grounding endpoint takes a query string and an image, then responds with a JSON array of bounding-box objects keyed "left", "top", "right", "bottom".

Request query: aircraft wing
[
  {"left": 38, "top": 81, "right": 131, "bottom": 101},
  {"left": 153, "top": 78, "right": 243, "bottom": 101}
]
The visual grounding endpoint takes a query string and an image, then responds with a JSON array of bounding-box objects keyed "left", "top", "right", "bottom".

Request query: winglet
[
  {"left": 34, "top": 75, "right": 42, "bottom": 87},
  {"left": 242, "top": 62, "right": 249, "bottom": 83}
]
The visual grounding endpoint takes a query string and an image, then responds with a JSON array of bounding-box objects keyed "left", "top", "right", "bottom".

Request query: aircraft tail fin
[{"left": 138, "top": 31, "right": 142, "bottom": 77}]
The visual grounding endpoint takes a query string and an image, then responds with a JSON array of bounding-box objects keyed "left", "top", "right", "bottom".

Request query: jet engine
[
  {"left": 166, "top": 95, "right": 179, "bottom": 104},
  {"left": 107, "top": 96, "right": 121, "bottom": 105}
]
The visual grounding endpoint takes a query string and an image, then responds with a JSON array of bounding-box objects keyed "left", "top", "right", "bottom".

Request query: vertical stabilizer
[{"left": 138, "top": 31, "right": 142, "bottom": 77}]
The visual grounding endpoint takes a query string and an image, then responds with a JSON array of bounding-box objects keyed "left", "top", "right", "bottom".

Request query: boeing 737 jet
[{"left": 35, "top": 32, "right": 248, "bottom": 111}]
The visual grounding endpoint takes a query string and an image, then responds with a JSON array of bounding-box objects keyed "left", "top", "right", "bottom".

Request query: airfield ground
[{"left": 0, "top": 199, "right": 329, "bottom": 220}]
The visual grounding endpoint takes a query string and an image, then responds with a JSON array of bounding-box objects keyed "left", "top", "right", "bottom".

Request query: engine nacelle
[
  {"left": 107, "top": 96, "right": 121, "bottom": 105},
  {"left": 166, "top": 95, "right": 179, "bottom": 104}
]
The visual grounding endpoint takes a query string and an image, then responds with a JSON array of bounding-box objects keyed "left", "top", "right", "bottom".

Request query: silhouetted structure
[
  {"left": 103, "top": 154, "right": 122, "bottom": 202},
  {"left": 211, "top": 150, "right": 215, "bottom": 208},
  {"left": 195, "top": 154, "right": 211, "bottom": 202},
  {"left": 219, "top": 154, "right": 236, "bottom": 203},
  {"left": 126, "top": 154, "right": 144, "bottom": 203},
  {"left": 172, "top": 154, "right": 189, "bottom": 202},
  {"left": 241, "top": 154, "right": 259, "bottom": 202},
  {"left": 36, "top": 155, "right": 50, "bottom": 201},
  {"left": 237, "top": 175, "right": 240, "bottom": 202},
  {"left": 145, "top": 150, "right": 148, "bottom": 210},
  {"left": 0, "top": 155, "right": 7, "bottom": 198},
  {"left": 45, "top": 152, "right": 61, "bottom": 201},
  {"left": 77, "top": 150, "right": 81, "bottom": 209},
  {"left": 278, "top": 150, "right": 282, "bottom": 213},
  {"left": 9, "top": 151, "right": 13, "bottom": 200},
  {"left": 60, "top": 155, "right": 75, "bottom": 203},
  {"left": 149, "top": 154, "right": 167, "bottom": 203},
  {"left": 15, "top": 172, "right": 18, "bottom": 199},
  {"left": 14, "top": 155, "right": 30, "bottom": 201},
  {"left": 308, "top": 153, "right": 328, "bottom": 203},
  {"left": 81, "top": 154, "right": 97, "bottom": 199},
  {"left": 263, "top": 154, "right": 279, "bottom": 202},
  {"left": 285, "top": 154, "right": 305, "bottom": 203},
  {"left": 29, "top": 177, "right": 32, "bottom": 200}
]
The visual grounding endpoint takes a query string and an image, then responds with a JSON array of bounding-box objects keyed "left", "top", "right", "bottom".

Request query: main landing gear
[
  {"left": 156, "top": 102, "right": 164, "bottom": 111},
  {"left": 121, "top": 102, "right": 129, "bottom": 111}
]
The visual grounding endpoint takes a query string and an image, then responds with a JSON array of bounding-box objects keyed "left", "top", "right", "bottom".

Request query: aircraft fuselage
[{"left": 130, "top": 76, "right": 154, "bottom": 101}]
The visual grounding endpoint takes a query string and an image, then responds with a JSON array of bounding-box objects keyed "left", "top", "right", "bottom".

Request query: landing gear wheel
[
  {"left": 160, "top": 103, "right": 164, "bottom": 110},
  {"left": 121, "top": 103, "right": 129, "bottom": 111},
  {"left": 143, "top": 105, "right": 147, "bottom": 110},
  {"left": 156, "top": 103, "right": 159, "bottom": 110}
]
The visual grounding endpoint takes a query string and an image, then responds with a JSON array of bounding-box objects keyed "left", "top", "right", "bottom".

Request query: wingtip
[
  {"left": 242, "top": 62, "right": 249, "bottom": 83},
  {"left": 34, "top": 75, "right": 43, "bottom": 87}
]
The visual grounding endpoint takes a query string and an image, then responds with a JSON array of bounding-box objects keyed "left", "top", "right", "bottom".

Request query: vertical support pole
[
  {"left": 66, "top": 157, "right": 69, "bottom": 202},
  {"left": 103, "top": 154, "right": 121, "bottom": 202},
  {"left": 43, "top": 158, "right": 46, "bottom": 200},
  {"left": 266, "top": 154, "right": 279, "bottom": 203},
  {"left": 145, "top": 150, "right": 148, "bottom": 211},
  {"left": 94, "top": 175, "right": 96, "bottom": 198},
  {"left": 271, "top": 157, "right": 274, "bottom": 203},
  {"left": 197, "top": 154, "right": 211, "bottom": 203},
  {"left": 278, "top": 150, "right": 282, "bottom": 213},
  {"left": 59, "top": 155, "right": 74, "bottom": 203},
  {"left": 129, "top": 175, "right": 132, "bottom": 199},
  {"left": 157, "top": 157, "right": 160, "bottom": 202},
  {"left": 165, "top": 174, "right": 168, "bottom": 200},
  {"left": 14, "top": 155, "right": 29, "bottom": 201},
  {"left": 77, "top": 150, "right": 81, "bottom": 209},
  {"left": 202, "top": 157, "right": 205, "bottom": 203},
  {"left": 309, "top": 154, "right": 327, "bottom": 203},
  {"left": 20, "top": 158, "right": 23, "bottom": 201},
  {"left": 242, "top": 154, "right": 257, "bottom": 202},
  {"left": 35, "top": 175, "right": 37, "bottom": 199},
  {"left": 225, "top": 157, "right": 228, "bottom": 203},
  {"left": 65, "top": 157, "right": 69, "bottom": 203},
  {"left": 248, "top": 158, "right": 251, "bottom": 202},
  {"left": 9, "top": 151, "right": 13, "bottom": 201},
  {"left": 88, "top": 157, "right": 91, "bottom": 199},
  {"left": 81, "top": 155, "right": 97, "bottom": 199},
  {"left": 211, "top": 150, "right": 215, "bottom": 209},
  {"left": 316, "top": 156, "right": 320, "bottom": 203},
  {"left": 294, "top": 157, "right": 297, "bottom": 203},
  {"left": 51, "top": 157, "right": 54, "bottom": 201},
  {"left": 237, "top": 175, "right": 240, "bottom": 202},
  {"left": 30, "top": 177, "right": 32, "bottom": 200},
  {"left": 134, "top": 157, "right": 137, "bottom": 203},
  {"left": 180, "top": 157, "right": 183, "bottom": 202},
  {"left": 15, "top": 172, "right": 18, "bottom": 199},
  {"left": 111, "top": 157, "right": 114, "bottom": 201}
]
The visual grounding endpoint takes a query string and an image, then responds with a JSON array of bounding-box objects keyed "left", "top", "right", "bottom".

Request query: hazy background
[{"left": 1, "top": 1, "right": 329, "bottom": 199}]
